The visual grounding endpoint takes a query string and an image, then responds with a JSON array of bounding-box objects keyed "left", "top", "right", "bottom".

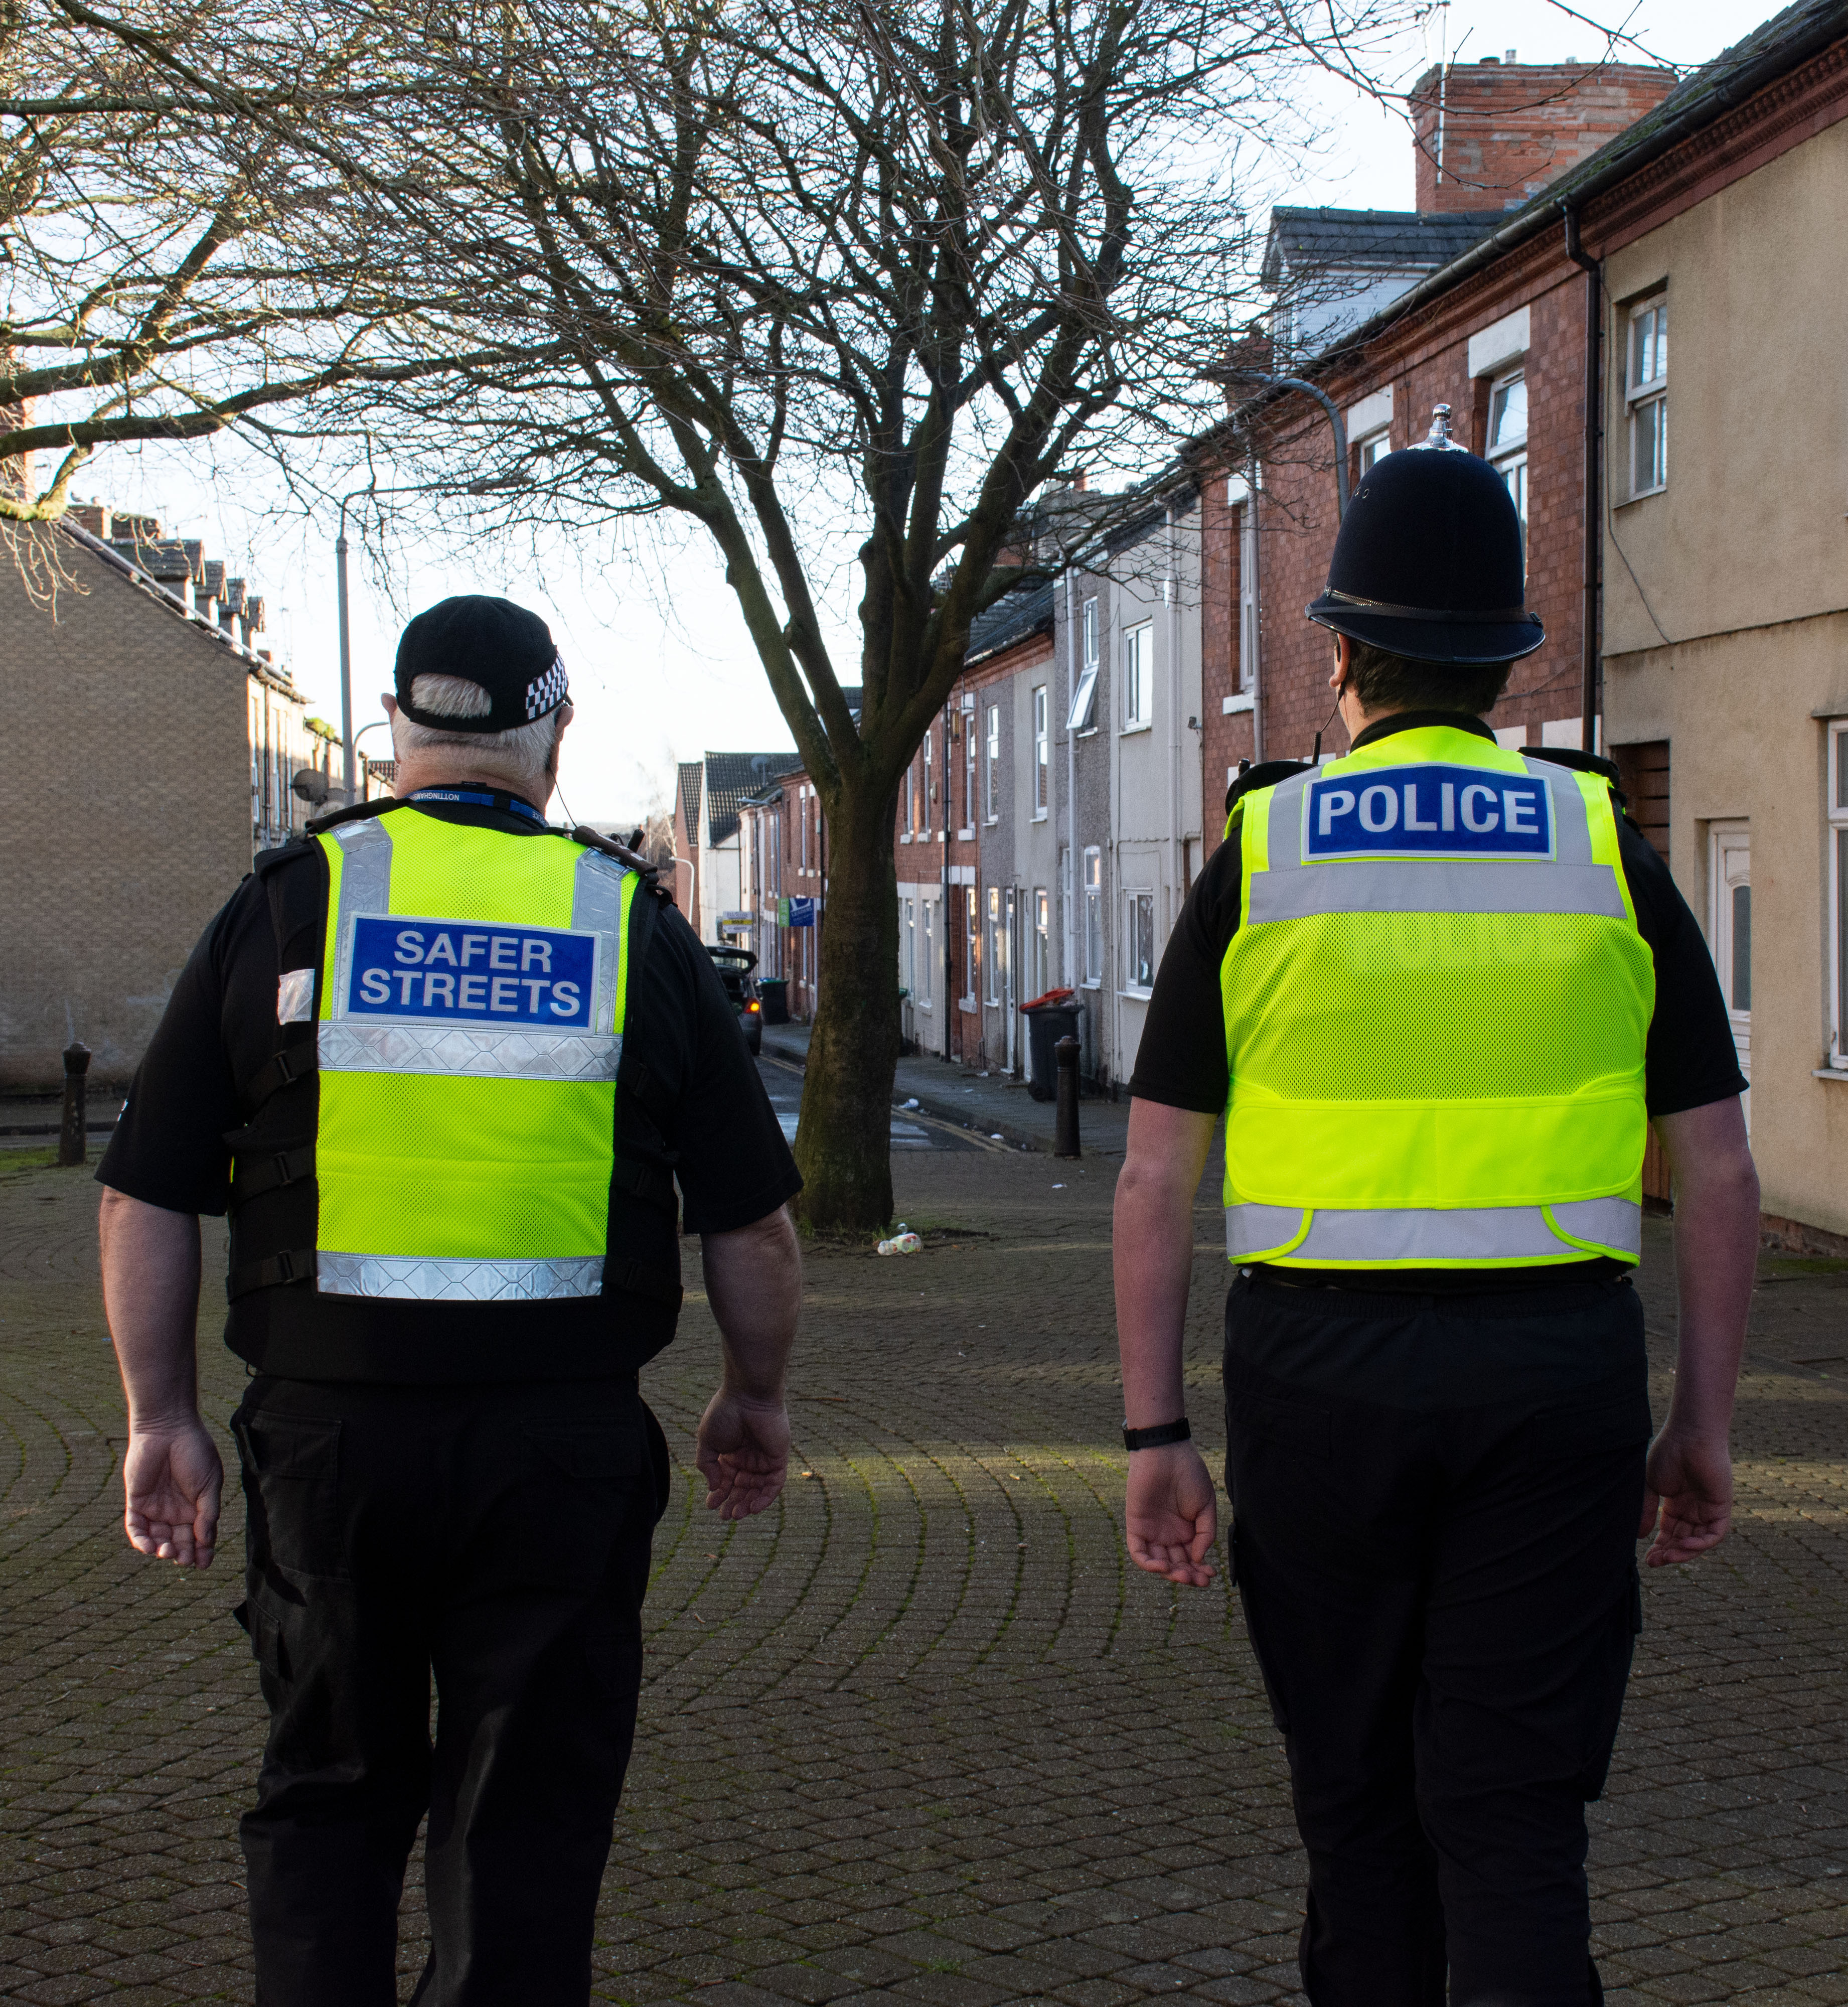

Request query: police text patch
[
  {"left": 345, "top": 918, "right": 597, "bottom": 1028},
  {"left": 1303, "top": 765, "right": 1553, "bottom": 861}
]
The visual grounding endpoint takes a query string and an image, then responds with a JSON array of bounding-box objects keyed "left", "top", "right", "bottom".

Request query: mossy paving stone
[{"left": 1, "top": 1135, "right": 1842, "bottom": 2002}]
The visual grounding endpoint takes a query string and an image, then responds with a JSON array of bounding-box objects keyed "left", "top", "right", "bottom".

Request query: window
[
  {"left": 1357, "top": 429, "right": 1391, "bottom": 475},
  {"left": 962, "top": 704, "right": 976, "bottom": 830},
  {"left": 798, "top": 784, "right": 809, "bottom": 870},
  {"left": 985, "top": 702, "right": 1000, "bottom": 822},
  {"left": 964, "top": 885, "right": 979, "bottom": 1002},
  {"left": 1082, "top": 846, "right": 1103, "bottom": 985},
  {"left": 902, "top": 760, "right": 914, "bottom": 836},
  {"left": 1238, "top": 502, "right": 1259, "bottom": 693},
  {"left": 1627, "top": 297, "right": 1667, "bottom": 497},
  {"left": 1032, "top": 686, "right": 1049, "bottom": 815},
  {"left": 902, "top": 898, "right": 915, "bottom": 1000},
  {"left": 1487, "top": 369, "right": 1528, "bottom": 565},
  {"left": 918, "top": 898, "right": 934, "bottom": 1007},
  {"left": 1125, "top": 892, "right": 1156, "bottom": 992},
  {"left": 1830, "top": 724, "right": 1848, "bottom": 1070},
  {"left": 1068, "top": 595, "right": 1100, "bottom": 731},
  {"left": 985, "top": 886, "right": 1002, "bottom": 1004},
  {"left": 1032, "top": 888, "right": 1049, "bottom": 997},
  {"left": 920, "top": 729, "right": 933, "bottom": 834},
  {"left": 1123, "top": 623, "right": 1153, "bottom": 730}
]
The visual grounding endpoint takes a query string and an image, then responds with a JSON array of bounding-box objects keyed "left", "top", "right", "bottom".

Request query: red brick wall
[
  {"left": 1411, "top": 61, "right": 1676, "bottom": 214},
  {"left": 1202, "top": 236, "right": 1594, "bottom": 809}
]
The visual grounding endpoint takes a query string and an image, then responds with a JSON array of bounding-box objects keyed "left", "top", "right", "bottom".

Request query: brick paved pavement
[{"left": 2, "top": 1128, "right": 1845, "bottom": 2004}]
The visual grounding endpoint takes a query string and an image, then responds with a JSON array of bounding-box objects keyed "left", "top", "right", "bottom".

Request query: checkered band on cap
[{"left": 525, "top": 653, "right": 569, "bottom": 721}]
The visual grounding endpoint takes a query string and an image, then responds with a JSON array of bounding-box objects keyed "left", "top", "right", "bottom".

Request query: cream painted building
[{"left": 1598, "top": 32, "right": 1848, "bottom": 1245}]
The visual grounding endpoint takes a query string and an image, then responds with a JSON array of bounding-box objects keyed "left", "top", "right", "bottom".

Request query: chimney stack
[{"left": 1411, "top": 61, "right": 1677, "bottom": 215}]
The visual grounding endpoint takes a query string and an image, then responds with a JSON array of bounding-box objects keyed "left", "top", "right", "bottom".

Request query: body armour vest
[
  {"left": 1221, "top": 725, "right": 1655, "bottom": 1269},
  {"left": 226, "top": 802, "right": 680, "bottom": 1313}
]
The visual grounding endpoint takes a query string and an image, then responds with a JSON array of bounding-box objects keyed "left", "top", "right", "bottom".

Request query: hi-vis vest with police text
[
  {"left": 1221, "top": 724, "right": 1655, "bottom": 1268},
  {"left": 235, "top": 804, "right": 650, "bottom": 1303}
]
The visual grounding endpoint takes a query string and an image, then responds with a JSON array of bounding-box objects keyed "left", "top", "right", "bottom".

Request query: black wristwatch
[{"left": 1122, "top": 1417, "right": 1192, "bottom": 1451}]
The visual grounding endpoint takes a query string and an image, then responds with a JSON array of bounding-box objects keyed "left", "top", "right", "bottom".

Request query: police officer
[
  {"left": 97, "top": 595, "right": 804, "bottom": 2004},
  {"left": 1112, "top": 443, "right": 1760, "bottom": 2005}
]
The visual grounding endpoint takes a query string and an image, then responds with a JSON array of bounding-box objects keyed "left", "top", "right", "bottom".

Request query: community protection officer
[
  {"left": 1112, "top": 442, "right": 1759, "bottom": 2006},
  {"left": 97, "top": 595, "right": 804, "bottom": 2005}
]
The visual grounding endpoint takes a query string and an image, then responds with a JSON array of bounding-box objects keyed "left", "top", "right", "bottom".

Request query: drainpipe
[
  {"left": 1563, "top": 203, "right": 1603, "bottom": 757},
  {"left": 1248, "top": 451, "right": 1265, "bottom": 762},
  {"left": 1165, "top": 492, "right": 1181, "bottom": 918},
  {"left": 941, "top": 702, "right": 952, "bottom": 1063},
  {"left": 1063, "top": 559, "right": 1079, "bottom": 989}
]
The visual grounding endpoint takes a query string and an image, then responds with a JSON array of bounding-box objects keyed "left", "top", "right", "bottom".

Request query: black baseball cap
[
  {"left": 1305, "top": 442, "right": 1544, "bottom": 666},
  {"left": 393, "top": 595, "right": 570, "bottom": 733}
]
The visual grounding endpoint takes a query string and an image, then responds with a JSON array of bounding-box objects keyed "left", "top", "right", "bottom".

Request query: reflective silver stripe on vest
[
  {"left": 572, "top": 848, "right": 627, "bottom": 1033},
  {"left": 320, "top": 1022, "right": 620, "bottom": 1081},
  {"left": 1246, "top": 860, "right": 1629, "bottom": 924},
  {"left": 1226, "top": 1197, "right": 1641, "bottom": 1263},
  {"left": 328, "top": 815, "right": 395, "bottom": 1021},
  {"left": 317, "top": 1251, "right": 604, "bottom": 1301}
]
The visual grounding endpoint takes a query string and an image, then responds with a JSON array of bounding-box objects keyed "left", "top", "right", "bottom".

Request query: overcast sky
[{"left": 86, "top": 0, "right": 1757, "bottom": 825}]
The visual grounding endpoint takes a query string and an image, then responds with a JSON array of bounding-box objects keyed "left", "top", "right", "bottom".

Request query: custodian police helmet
[{"left": 1305, "top": 408, "right": 1545, "bottom": 667}]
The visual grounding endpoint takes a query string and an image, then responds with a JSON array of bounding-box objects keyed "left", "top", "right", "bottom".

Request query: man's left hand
[
  {"left": 123, "top": 1417, "right": 223, "bottom": 1568},
  {"left": 1126, "top": 1441, "right": 1219, "bottom": 1587}
]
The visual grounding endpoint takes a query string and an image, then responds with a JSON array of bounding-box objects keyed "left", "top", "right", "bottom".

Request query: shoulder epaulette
[
  {"left": 568, "top": 825, "right": 671, "bottom": 899},
  {"left": 1225, "top": 758, "right": 1312, "bottom": 819},
  {"left": 304, "top": 795, "right": 406, "bottom": 837}
]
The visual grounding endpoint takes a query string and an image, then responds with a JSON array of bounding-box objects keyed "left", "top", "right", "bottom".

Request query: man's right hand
[
  {"left": 1126, "top": 1441, "right": 1219, "bottom": 1588},
  {"left": 1639, "top": 1427, "right": 1733, "bottom": 1567},
  {"left": 695, "top": 1388, "right": 791, "bottom": 1520},
  {"left": 123, "top": 1416, "right": 223, "bottom": 1569}
]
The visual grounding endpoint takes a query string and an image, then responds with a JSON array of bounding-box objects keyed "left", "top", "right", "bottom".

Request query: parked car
[{"left": 705, "top": 944, "right": 763, "bottom": 1055}]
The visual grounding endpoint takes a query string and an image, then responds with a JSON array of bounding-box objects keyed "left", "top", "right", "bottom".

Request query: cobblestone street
[{"left": 3, "top": 1111, "right": 1845, "bottom": 2004}]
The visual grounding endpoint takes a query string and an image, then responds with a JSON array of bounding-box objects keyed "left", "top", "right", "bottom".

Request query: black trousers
[
  {"left": 231, "top": 1374, "right": 670, "bottom": 2007},
  {"left": 1223, "top": 1273, "right": 1651, "bottom": 2007}
]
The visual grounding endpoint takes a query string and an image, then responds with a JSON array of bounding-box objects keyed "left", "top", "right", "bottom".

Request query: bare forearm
[
  {"left": 1657, "top": 1099, "right": 1759, "bottom": 1439},
  {"left": 1114, "top": 1102, "right": 1216, "bottom": 1427},
  {"left": 99, "top": 1189, "right": 204, "bottom": 1424},
  {"left": 701, "top": 1204, "right": 800, "bottom": 1399}
]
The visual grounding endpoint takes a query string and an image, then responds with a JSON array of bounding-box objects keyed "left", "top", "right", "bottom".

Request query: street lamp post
[{"left": 337, "top": 497, "right": 356, "bottom": 805}]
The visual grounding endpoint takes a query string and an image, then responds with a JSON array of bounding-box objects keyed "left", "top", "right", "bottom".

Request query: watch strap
[{"left": 1122, "top": 1417, "right": 1192, "bottom": 1451}]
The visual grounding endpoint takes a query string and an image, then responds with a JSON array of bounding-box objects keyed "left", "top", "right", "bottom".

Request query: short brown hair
[{"left": 1345, "top": 640, "right": 1511, "bottom": 718}]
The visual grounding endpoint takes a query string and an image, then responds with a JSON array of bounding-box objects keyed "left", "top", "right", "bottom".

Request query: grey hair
[{"left": 391, "top": 672, "right": 563, "bottom": 789}]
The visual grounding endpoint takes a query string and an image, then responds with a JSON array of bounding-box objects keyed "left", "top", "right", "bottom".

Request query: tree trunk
[{"left": 793, "top": 781, "right": 900, "bottom": 1230}]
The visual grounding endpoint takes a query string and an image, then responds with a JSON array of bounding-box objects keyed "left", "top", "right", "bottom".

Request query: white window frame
[
  {"left": 798, "top": 784, "right": 809, "bottom": 870},
  {"left": 1238, "top": 502, "right": 1259, "bottom": 694},
  {"left": 985, "top": 885, "right": 1002, "bottom": 1004},
  {"left": 1069, "top": 597, "right": 1101, "bottom": 733},
  {"left": 961, "top": 701, "right": 976, "bottom": 834},
  {"left": 964, "top": 885, "right": 979, "bottom": 1005},
  {"left": 918, "top": 897, "right": 934, "bottom": 1007},
  {"left": 1829, "top": 722, "right": 1848, "bottom": 1070},
  {"left": 1123, "top": 890, "right": 1156, "bottom": 995},
  {"left": 1032, "top": 685, "right": 1049, "bottom": 817},
  {"left": 1626, "top": 296, "right": 1668, "bottom": 500},
  {"left": 1487, "top": 367, "right": 1528, "bottom": 566},
  {"left": 985, "top": 701, "right": 1001, "bottom": 823},
  {"left": 1032, "top": 886, "right": 1050, "bottom": 997},
  {"left": 901, "top": 897, "right": 915, "bottom": 999},
  {"left": 901, "top": 759, "right": 914, "bottom": 838},
  {"left": 1082, "top": 845, "right": 1103, "bottom": 987},
  {"left": 1356, "top": 429, "right": 1391, "bottom": 477},
  {"left": 1122, "top": 621, "right": 1153, "bottom": 732},
  {"left": 920, "top": 729, "right": 933, "bottom": 835}
]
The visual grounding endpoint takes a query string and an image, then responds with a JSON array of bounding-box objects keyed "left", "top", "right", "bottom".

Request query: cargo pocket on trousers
[
  {"left": 234, "top": 1415, "right": 347, "bottom": 1579},
  {"left": 233, "top": 1597, "right": 290, "bottom": 1681}
]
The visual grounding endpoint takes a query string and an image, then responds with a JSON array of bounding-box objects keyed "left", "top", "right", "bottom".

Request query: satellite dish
[{"left": 291, "top": 767, "right": 331, "bottom": 805}]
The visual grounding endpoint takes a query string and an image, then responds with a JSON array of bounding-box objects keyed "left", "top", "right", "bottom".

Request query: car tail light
[{"left": 746, "top": 999, "right": 761, "bottom": 1013}]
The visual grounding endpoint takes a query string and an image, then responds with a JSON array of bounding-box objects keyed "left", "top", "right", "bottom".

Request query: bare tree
[{"left": 17, "top": 0, "right": 1417, "bottom": 1227}]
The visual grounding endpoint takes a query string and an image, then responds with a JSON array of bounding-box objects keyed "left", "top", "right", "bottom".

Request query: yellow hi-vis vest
[
  {"left": 308, "top": 805, "right": 639, "bottom": 1301},
  {"left": 1221, "top": 724, "right": 1655, "bottom": 1268}
]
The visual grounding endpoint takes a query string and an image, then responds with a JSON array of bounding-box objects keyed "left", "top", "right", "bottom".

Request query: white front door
[{"left": 1711, "top": 823, "right": 1751, "bottom": 1116}]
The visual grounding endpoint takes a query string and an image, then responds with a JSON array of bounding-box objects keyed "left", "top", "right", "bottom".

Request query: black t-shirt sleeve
[
  {"left": 1128, "top": 821, "right": 1245, "bottom": 1113},
  {"left": 1617, "top": 814, "right": 1749, "bottom": 1118},
  {"left": 636, "top": 904, "right": 802, "bottom": 1235},
  {"left": 95, "top": 880, "right": 259, "bottom": 1215}
]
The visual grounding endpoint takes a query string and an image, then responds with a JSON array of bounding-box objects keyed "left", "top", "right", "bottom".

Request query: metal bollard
[
  {"left": 1054, "top": 1034, "right": 1081, "bottom": 1159},
  {"left": 58, "top": 1041, "right": 91, "bottom": 1167}
]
